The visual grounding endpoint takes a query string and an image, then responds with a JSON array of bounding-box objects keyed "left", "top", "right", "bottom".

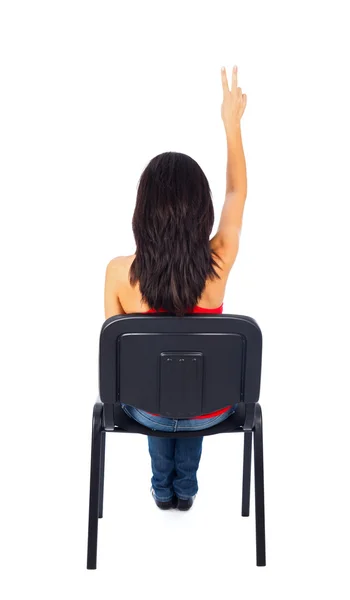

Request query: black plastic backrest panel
[
  {"left": 119, "top": 333, "right": 243, "bottom": 417},
  {"left": 99, "top": 313, "right": 262, "bottom": 418}
]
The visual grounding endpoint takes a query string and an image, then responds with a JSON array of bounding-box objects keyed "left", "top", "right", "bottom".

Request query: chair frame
[{"left": 87, "top": 313, "right": 266, "bottom": 569}]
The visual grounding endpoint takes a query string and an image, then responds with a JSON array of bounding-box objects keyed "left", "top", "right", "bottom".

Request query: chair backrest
[{"left": 99, "top": 313, "right": 262, "bottom": 418}]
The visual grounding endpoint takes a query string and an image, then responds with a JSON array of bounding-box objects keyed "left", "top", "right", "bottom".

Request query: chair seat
[{"left": 113, "top": 402, "right": 245, "bottom": 438}]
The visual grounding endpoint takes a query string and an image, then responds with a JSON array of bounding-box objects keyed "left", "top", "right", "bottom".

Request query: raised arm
[{"left": 210, "top": 65, "right": 247, "bottom": 265}]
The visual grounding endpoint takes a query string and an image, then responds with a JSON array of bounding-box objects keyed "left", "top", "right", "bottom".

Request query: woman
[{"left": 104, "top": 65, "right": 247, "bottom": 511}]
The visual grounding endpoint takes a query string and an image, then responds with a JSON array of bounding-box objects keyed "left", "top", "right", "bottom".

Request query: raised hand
[{"left": 221, "top": 65, "right": 247, "bottom": 134}]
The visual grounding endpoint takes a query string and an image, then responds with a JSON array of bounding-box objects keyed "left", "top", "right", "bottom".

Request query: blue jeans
[{"left": 121, "top": 403, "right": 238, "bottom": 501}]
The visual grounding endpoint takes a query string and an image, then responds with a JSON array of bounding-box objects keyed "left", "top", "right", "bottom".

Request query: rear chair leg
[
  {"left": 87, "top": 402, "right": 103, "bottom": 569},
  {"left": 253, "top": 403, "right": 266, "bottom": 567}
]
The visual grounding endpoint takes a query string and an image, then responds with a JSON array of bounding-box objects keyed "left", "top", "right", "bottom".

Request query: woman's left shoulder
[
  {"left": 106, "top": 254, "right": 135, "bottom": 279},
  {"left": 107, "top": 254, "right": 133, "bottom": 268}
]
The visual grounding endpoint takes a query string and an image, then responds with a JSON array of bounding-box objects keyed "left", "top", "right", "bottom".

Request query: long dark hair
[{"left": 129, "top": 151, "right": 223, "bottom": 316}]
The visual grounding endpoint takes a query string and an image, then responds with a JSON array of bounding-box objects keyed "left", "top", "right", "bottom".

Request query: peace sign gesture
[{"left": 221, "top": 65, "right": 247, "bottom": 133}]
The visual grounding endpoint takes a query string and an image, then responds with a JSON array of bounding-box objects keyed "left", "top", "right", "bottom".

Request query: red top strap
[{"left": 145, "top": 303, "right": 224, "bottom": 314}]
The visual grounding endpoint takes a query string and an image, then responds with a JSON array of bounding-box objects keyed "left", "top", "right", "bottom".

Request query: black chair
[{"left": 87, "top": 312, "right": 266, "bottom": 569}]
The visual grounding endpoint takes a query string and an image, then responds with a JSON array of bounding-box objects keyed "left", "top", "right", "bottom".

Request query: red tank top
[{"left": 144, "top": 303, "right": 233, "bottom": 420}]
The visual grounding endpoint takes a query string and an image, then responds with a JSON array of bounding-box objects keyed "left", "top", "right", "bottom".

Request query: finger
[
  {"left": 221, "top": 67, "right": 230, "bottom": 96},
  {"left": 231, "top": 65, "right": 238, "bottom": 92}
]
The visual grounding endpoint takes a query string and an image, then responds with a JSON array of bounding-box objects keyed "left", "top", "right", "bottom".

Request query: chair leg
[
  {"left": 253, "top": 403, "right": 266, "bottom": 566},
  {"left": 87, "top": 402, "right": 103, "bottom": 570},
  {"left": 241, "top": 431, "right": 252, "bottom": 516},
  {"left": 98, "top": 431, "right": 106, "bottom": 518}
]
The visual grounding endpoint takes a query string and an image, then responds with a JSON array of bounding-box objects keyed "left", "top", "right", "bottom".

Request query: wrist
[
  {"left": 225, "top": 123, "right": 241, "bottom": 140},
  {"left": 226, "top": 125, "right": 242, "bottom": 149}
]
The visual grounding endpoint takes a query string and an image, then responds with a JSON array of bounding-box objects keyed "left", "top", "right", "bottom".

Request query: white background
[{"left": 1, "top": 0, "right": 350, "bottom": 598}]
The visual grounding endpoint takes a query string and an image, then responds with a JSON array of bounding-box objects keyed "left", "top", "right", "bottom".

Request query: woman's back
[{"left": 114, "top": 243, "right": 233, "bottom": 315}]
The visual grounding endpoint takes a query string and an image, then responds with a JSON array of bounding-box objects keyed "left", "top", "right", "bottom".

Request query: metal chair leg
[
  {"left": 241, "top": 431, "right": 252, "bottom": 516},
  {"left": 253, "top": 403, "right": 266, "bottom": 566},
  {"left": 87, "top": 402, "right": 103, "bottom": 569},
  {"left": 98, "top": 431, "right": 106, "bottom": 518}
]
